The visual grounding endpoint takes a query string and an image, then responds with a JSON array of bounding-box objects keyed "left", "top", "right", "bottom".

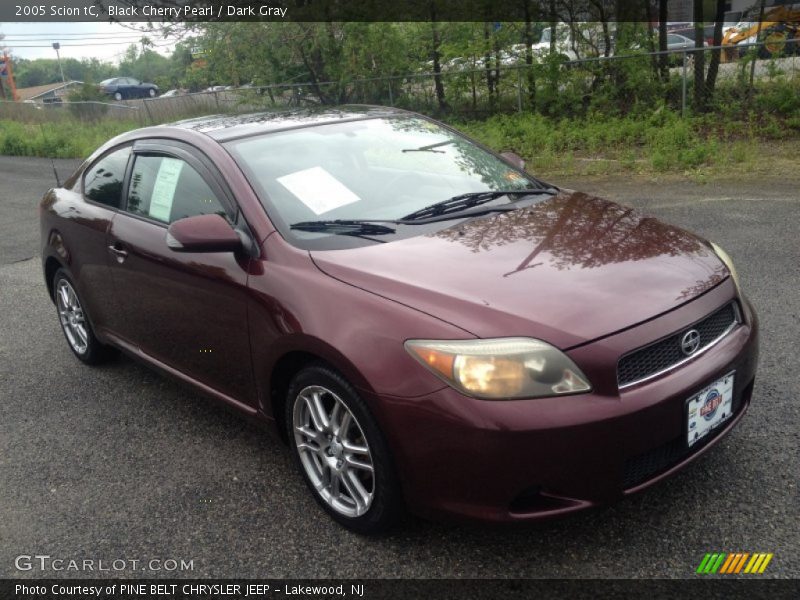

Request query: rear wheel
[
  {"left": 285, "top": 364, "right": 401, "bottom": 534},
  {"left": 53, "top": 269, "right": 114, "bottom": 364},
  {"left": 148, "top": 88, "right": 157, "bottom": 98}
]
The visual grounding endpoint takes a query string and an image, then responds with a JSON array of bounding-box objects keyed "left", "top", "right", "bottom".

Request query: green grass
[
  {"left": 1, "top": 105, "right": 798, "bottom": 179},
  {"left": 0, "top": 119, "right": 141, "bottom": 159},
  {"left": 455, "top": 108, "right": 798, "bottom": 177}
]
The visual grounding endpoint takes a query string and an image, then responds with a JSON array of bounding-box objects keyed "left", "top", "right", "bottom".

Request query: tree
[
  {"left": 430, "top": 7, "right": 447, "bottom": 111},
  {"left": 658, "top": 0, "right": 669, "bottom": 82},
  {"left": 11, "top": 57, "right": 116, "bottom": 88},
  {"left": 693, "top": 0, "right": 706, "bottom": 111},
  {"left": 522, "top": 0, "right": 538, "bottom": 108},
  {"left": 66, "top": 82, "right": 109, "bottom": 121},
  {"left": 117, "top": 43, "right": 174, "bottom": 87},
  {"left": 705, "top": 0, "right": 727, "bottom": 103}
]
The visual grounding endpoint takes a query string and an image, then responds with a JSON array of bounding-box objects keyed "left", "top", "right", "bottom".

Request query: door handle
[{"left": 108, "top": 244, "right": 128, "bottom": 263}]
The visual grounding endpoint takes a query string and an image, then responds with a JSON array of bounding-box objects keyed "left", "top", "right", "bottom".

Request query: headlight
[
  {"left": 404, "top": 338, "right": 591, "bottom": 400},
  {"left": 710, "top": 242, "right": 741, "bottom": 292}
]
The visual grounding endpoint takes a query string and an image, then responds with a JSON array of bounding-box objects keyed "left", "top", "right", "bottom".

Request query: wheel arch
[
  {"left": 266, "top": 339, "right": 377, "bottom": 444},
  {"left": 44, "top": 255, "right": 66, "bottom": 302}
]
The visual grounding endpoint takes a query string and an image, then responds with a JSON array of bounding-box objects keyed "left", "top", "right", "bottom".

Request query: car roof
[{"left": 165, "top": 105, "right": 412, "bottom": 142}]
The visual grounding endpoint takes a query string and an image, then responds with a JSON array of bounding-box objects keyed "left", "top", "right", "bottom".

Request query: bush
[
  {"left": 1, "top": 124, "right": 31, "bottom": 156},
  {"left": 455, "top": 104, "right": 793, "bottom": 175},
  {"left": 754, "top": 79, "right": 800, "bottom": 116},
  {"left": 66, "top": 82, "right": 110, "bottom": 122},
  {"left": 0, "top": 119, "right": 140, "bottom": 159}
]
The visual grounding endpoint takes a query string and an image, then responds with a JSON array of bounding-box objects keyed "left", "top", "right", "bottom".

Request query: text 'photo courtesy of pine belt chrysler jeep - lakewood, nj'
[{"left": 40, "top": 106, "right": 758, "bottom": 533}]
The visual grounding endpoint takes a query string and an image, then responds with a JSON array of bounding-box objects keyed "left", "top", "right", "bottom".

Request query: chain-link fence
[
  {"left": 3, "top": 39, "right": 798, "bottom": 126},
  {"left": 0, "top": 99, "right": 144, "bottom": 124}
]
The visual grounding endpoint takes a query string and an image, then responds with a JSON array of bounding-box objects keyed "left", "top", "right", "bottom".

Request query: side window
[
  {"left": 127, "top": 154, "right": 229, "bottom": 224},
  {"left": 83, "top": 146, "right": 130, "bottom": 208}
]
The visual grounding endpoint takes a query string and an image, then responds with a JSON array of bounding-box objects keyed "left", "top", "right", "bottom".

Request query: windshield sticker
[
  {"left": 277, "top": 166, "right": 360, "bottom": 215},
  {"left": 149, "top": 157, "right": 184, "bottom": 222},
  {"left": 503, "top": 170, "right": 525, "bottom": 182}
]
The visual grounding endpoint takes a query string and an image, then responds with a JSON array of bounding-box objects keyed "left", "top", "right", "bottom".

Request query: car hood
[{"left": 310, "top": 191, "right": 728, "bottom": 349}]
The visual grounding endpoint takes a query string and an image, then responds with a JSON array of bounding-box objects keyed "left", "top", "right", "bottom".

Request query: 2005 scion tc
[{"left": 40, "top": 107, "right": 758, "bottom": 533}]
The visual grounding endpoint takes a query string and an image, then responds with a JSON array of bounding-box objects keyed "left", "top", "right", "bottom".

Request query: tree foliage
[
  {"left": 6, "top": 5, "right": 775, "bottom": 118},
  {"left": 12, "top": 57, "right": 116, "bottom": 88}
]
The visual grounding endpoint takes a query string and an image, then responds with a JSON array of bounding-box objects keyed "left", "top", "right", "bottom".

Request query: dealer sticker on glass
[
  {"left": 686, "top": 372, "right": 734, "bottom": 447},
  {"left": 276, "top": 166, "right": 361, "bottom": 215}
]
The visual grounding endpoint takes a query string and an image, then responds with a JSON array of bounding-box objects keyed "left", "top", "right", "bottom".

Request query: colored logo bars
[{"left": 696, "top": 552, "right": 774, "bottom": 574}]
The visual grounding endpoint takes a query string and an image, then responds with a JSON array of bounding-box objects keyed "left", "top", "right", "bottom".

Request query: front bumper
[{"left": 368, "top": 285, "right": 758, "bottom": 523}]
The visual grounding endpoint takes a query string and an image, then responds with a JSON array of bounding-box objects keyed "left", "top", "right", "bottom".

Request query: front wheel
[
  {"left": 53, "top": 269, "right": 114, "bottom": 364},
  {"left": 113, "top": 92, "right": 123, "bottom": 101},
  {"left": 286, "top": 365, "right": 401, "bottom": 534}
]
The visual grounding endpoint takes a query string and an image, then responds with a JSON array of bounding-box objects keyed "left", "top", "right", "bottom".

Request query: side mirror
[
  {"left": 166, "top": 214, "right": 241, "bottom": 253},
  {"left": 500, "top": 151, "right": 526, "bottom": 171}
]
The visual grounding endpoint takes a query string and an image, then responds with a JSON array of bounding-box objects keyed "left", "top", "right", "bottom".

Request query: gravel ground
[{"left": 0, "top": 156, "right": 797, "bottom": 579}]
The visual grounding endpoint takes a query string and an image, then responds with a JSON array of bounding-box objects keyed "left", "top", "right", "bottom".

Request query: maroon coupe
[{"left": 40, "top": 107, "right": 758, "bottom": 533}]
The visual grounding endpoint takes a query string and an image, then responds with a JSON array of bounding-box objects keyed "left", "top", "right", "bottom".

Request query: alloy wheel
[
  {"left": 56, "top": 279, "right": 88, "bottom": 355},
  {"left": 292, "top": 385, "right": 375, "bottom": 518}
]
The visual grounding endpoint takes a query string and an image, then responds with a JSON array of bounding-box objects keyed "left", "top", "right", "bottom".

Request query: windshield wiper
[
  {"left": 401, "top": 140, "right": 456, "bottom": 154},
  {"left": 400, "top": 189, "right": 556, "bottom": 222},
  {"left": 290, "top": 220, "right": 397, "bottom": 236}
]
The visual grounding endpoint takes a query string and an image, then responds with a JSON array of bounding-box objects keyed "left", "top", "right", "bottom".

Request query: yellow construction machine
[{"left": 722, "top": 4, "right": 800, "bottom": 62}]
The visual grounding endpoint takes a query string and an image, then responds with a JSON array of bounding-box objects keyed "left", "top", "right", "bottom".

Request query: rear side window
[
  {"left": 126, "top": 154, "right": 229, "bottom": 224},
  {"left": 83, "top": 147, "right": 130, "bottom": 208}
]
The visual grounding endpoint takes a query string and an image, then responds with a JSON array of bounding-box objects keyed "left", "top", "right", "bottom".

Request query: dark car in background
[
  {"left": 98, "top": 77, "right": 159, "bottom": 101},
  {"left": 39, "top": 107, "right": 758, "bottom": 533}
]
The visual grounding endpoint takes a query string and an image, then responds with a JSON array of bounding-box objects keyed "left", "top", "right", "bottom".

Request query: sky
[{"left": 0, "top": 22, "right": 178, "bottom": 64}]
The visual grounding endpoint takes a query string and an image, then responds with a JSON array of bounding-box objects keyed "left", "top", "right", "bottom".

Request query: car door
[
  {"left": 106, "top": 78, "right": 120, "bottom": 97},
  {"left": 107, "top": 139, "right": 257, "bottom": 406},
  {"left": 127, "top": 78, "right": 143, "bottom": 98},
  {"left": 111, "top": 78, "right": 124, "bottom": 97},
  {"left": 63, "top": 145, "right": 131, "bottom": 335},
  {"left": 119, "top": 78, "right": 135, "bottom": 98}
]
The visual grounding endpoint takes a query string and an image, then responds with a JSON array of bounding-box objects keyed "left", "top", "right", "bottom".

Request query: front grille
[
  {"left": 622, "top": 437, "right": 686, "bottom": 489},
  {"left": 622, "top": 378, "right": 752, "bottom": 489},
  {"left": 617, "top": 303, "right": 738, "bottom": 388}
]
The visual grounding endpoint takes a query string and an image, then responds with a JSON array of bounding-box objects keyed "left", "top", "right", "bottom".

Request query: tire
[
  {"left": 53, "top": 269, "right": 115, "bottom": 365},
  {"left": 113, "top": 92, "right": 123, "bottom": 101},
  {"left": 285, "top": 364, "right": 402, "bottom": 534},
  {"left": 148, "top": 88, "right": 157, "bottom": 98}
]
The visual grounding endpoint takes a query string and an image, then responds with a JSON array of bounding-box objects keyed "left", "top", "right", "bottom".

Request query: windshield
[{"left": 225, "top": 116, "right": 541, "bottom": 248}]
